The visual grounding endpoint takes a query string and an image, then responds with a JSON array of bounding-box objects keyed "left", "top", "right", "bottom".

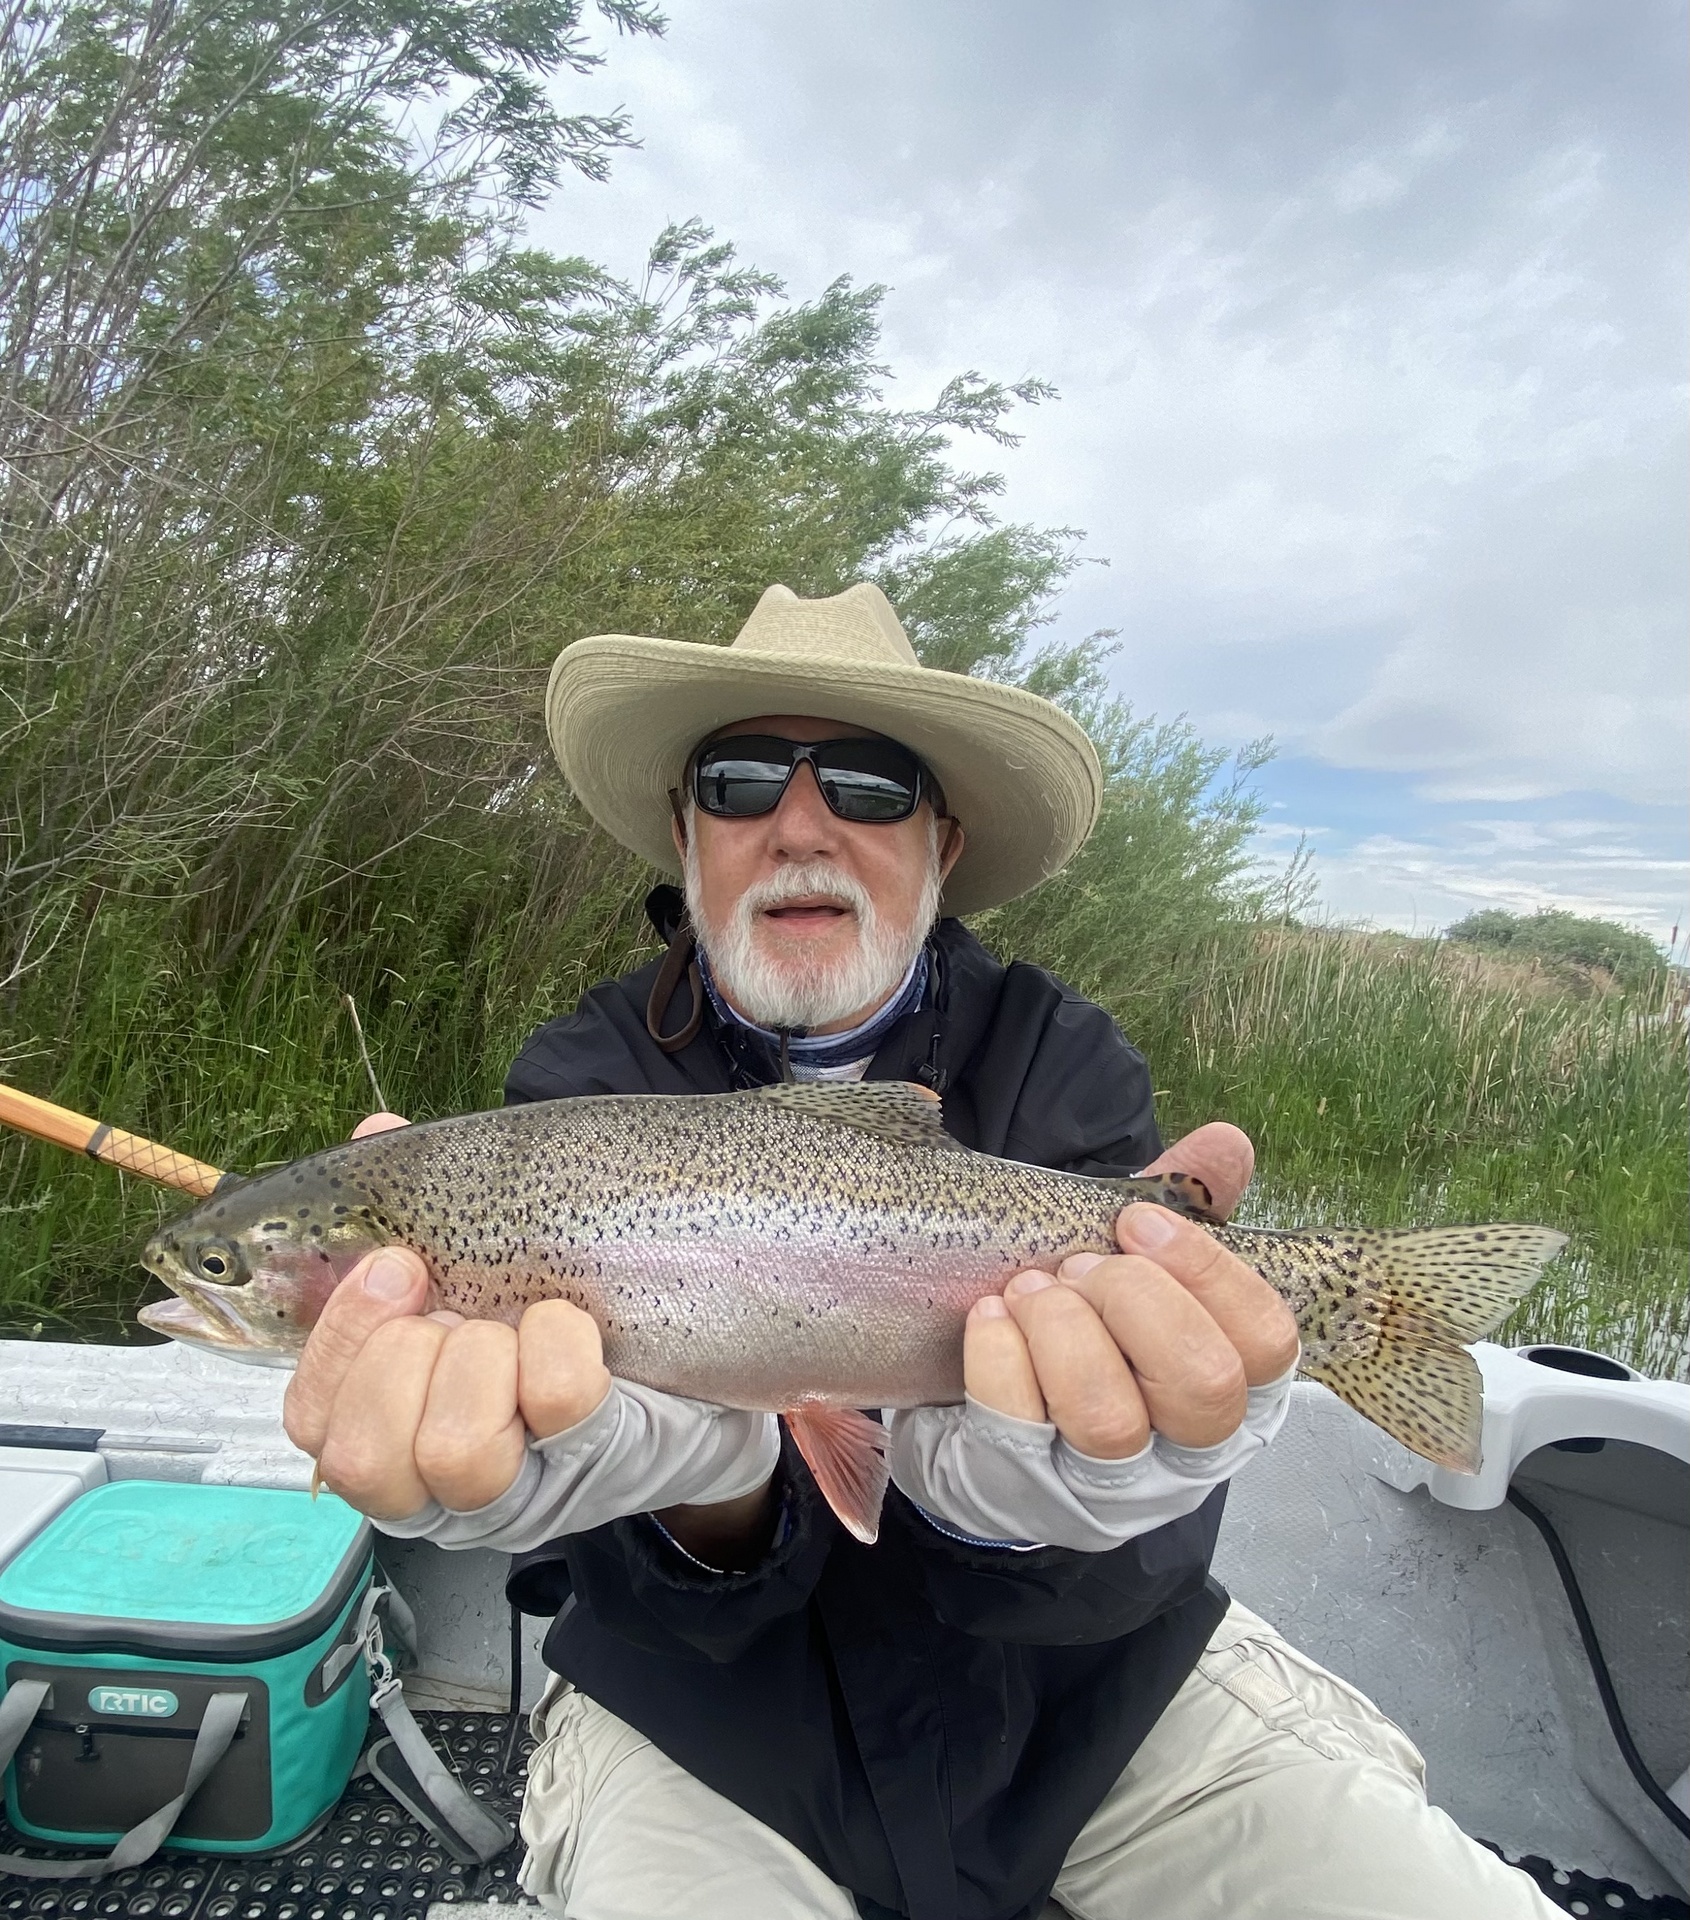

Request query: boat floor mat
[
  {"left": 0, "top": 1710, "right": 534, "bottom": 1920},
  {"left": 1479, "top": 1846, "right": 1688, "bottom": 1920},
  {"left": 1, "top": 1714, "right": 1682, "bottom": 1920}
]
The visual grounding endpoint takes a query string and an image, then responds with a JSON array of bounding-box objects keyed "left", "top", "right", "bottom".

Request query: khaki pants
[{"left": 518, "top": 1601, "right": 1560, "bottom": 1919}]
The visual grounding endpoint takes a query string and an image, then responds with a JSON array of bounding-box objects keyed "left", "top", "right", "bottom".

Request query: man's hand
[
  {"left": 281, "top": 1113, "right": 612, "bottom": 1520},
  {"left": 963, "top": 1123, "right": 1300, "bottom": 1458}
]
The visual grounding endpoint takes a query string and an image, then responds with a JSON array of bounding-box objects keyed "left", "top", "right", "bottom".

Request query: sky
[{"left": 531, "top": 0, "right": 1688, "bottom": 944}]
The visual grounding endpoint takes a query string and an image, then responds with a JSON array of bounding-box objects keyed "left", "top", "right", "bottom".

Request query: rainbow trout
[{"left": 139, "top": 1081, "right": 1564, "bottom": 1541}]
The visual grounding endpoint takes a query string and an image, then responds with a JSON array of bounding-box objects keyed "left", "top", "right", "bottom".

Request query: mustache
[{"left": 736, "top": 862, "right": 875, "bottom": 923}]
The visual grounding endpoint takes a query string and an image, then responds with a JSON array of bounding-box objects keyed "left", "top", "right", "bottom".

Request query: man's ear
[
  {"left": 937, "top": 816, "right": 965, "bottom": 880},
  {"left": 668, "top": 788, "right": 689, "bottom": 862}
]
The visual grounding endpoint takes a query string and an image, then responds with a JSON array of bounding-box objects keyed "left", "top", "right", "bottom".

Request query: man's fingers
[
  {"left": 315, "top": 1316, "right": 446, "bottom": 1520},
  {"left": 517, "top": 1299, "right": 611, "bottom": 1440},
  {"left": 1113, "top": 1205, "right": 1301, "bottom": 1385},
  {"left": 1059, "top": 1252, "right": 1249, "bottom": 1446},
  {"left": 1002, "top": 1272, "right": 1150, "bottom": 1458},
  {"left": 352, "top": 1112, "right": 411, "bottom": 1138},
  {"left": 282, "top": 1247, "right": 432, "bottom": 1459},
  {"left": 1139, "top": 1122, "right": 1255, "bottom": 1221},
  {"left": 414, "top": 1321, "right": 527, "bottom": 1512},
  {"left": 963, "top": 1294, "right": 1047, "bottom": 1424}
]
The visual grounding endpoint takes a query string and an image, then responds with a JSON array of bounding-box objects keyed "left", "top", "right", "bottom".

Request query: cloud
[
  {"left": 533, "top": 0, "right": 1687, "bottom": 913},
  {"left": 1298, "top": 824, "right": 1687, "bottom": 941},
  {"left": 1250, "top": 759, "right": 1687, "bottom": 941}
]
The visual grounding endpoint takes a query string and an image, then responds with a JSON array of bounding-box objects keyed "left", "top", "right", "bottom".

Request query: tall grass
[
  {"left": 0, "top": 834, "right": 660, "bottom": 1339},
  {"left": 1130, "top": 929, "right": 1688, "bottom": 1377}
]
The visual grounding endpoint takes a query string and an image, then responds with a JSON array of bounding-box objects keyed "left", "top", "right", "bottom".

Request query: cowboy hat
[{"left": 545, "top": 582, "right": 1102, "bottom": 915}]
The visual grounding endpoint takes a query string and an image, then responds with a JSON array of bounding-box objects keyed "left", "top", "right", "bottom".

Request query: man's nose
[{"left": 766, "top": 760, "right": 840, "bottom": 858}]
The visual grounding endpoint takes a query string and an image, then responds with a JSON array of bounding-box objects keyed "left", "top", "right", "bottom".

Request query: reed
[{"left": 1130, "top": 928, "right": 1688, "bottom": 1377}]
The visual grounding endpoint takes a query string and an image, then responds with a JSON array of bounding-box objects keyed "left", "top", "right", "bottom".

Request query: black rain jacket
[{"left": 503, "top": 894, "right": 1229, "bottom": 1920}]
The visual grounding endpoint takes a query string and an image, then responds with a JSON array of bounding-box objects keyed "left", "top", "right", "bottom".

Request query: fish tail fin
[
  {"left": 1301, "top": 1224, "right": 1568, "bottom": 1472},
  {"left": 785, "top": 1406, "right": 890, "bottom": 1545}
]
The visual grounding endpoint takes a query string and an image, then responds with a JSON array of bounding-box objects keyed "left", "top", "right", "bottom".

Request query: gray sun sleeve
[
  {"left": 368, "top": 1379, "right": 780, "bottom": 1553},
  {"left": 888, "top": 1362, "right": 1297, "bottom": 1554}
]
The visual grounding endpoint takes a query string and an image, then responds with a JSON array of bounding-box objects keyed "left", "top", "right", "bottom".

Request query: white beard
[{"left": 683, "top": 811, "right": 941, "bottom": 1031}]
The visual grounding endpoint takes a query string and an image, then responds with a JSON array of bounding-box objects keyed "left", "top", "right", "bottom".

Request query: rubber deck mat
[
  {"left": 2, "top": 1714, "right": 1682, "bottom": 1920},
  {"left": 1481, "top": 1849, "right": 1690, "bottom": 1920},
  {"left": 0, "top": 1712, "right": 534, "bottom": 1920}
]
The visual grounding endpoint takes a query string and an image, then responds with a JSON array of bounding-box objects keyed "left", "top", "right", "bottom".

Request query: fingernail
[
  {"left": 1059, "top": 1251, "right": 1105, "bottom": 1280},
  {"left": 1004, "top": 1269, "right": 1055, "bottom": 1298},
  {"left": 971, "top": 1294, "right": 1010, "bottom": 1320},
  {"left": 364, "top": 1252, "right": 417, "bottom": 1300},
  {"left": 1121, "top": 1204, "right": 1177, "bottom": 1249},
  {"left": 425, "top": 1309, "right": 464, "bottom": 1328}
]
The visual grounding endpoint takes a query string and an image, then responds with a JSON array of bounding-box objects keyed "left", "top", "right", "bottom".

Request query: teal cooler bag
[{"left": 0, "top": 1481, "right": 372, "bottom": 1854}]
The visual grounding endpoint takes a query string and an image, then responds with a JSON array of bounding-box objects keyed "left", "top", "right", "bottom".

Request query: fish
[{"left": 138, "top": 1080, "right": 1566, "bottom": 1542}]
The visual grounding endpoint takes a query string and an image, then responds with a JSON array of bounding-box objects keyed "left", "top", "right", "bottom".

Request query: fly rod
[{"left": 0, "top": 1081, "right": 227, "bottom": 1197}]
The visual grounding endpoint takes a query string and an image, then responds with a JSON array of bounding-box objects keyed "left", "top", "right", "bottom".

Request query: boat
[{"left": 1, "top": 1333, "right": 1686, "bottom": 1917}]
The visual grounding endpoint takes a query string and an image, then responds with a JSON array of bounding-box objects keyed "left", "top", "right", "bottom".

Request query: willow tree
[{"left": 0, "top": 0, "right": 661, "bottom": 993}]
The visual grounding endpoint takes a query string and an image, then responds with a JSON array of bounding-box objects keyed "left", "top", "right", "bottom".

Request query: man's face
[{"left": 674, "top": 714, "right": 965, "bottom": 1034}]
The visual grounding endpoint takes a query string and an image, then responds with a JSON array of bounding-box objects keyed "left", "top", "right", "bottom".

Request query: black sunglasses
[{"left": 690, "top": 733, "right": 941, "bottom": 824}]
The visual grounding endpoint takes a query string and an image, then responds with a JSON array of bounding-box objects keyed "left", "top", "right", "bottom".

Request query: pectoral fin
[{"left": 784, "top": 1405, "right": 890, "bottom": 1545}]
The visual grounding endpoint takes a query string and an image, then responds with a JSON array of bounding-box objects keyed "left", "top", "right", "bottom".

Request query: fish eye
[{"left": 194, "top": 1241, "right": 239, "bottom": 1282}]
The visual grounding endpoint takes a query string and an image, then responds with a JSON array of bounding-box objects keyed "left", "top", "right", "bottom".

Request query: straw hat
[{"left": 545, "top": 582, "right": 1102, "bottom": 915}]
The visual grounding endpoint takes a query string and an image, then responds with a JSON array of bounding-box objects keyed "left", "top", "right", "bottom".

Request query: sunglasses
[{"left": 690, "top": 733, "right": 940, "bottom": 824}]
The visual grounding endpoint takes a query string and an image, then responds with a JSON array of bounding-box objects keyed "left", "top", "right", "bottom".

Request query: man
[{"left": 284, "top": 586, "right": 1555, "bottom": 1919}]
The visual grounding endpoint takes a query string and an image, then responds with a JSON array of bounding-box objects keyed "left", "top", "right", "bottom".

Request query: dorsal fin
[{"left": 741, "top": 1080, "right": 960, "bottom": 1151}]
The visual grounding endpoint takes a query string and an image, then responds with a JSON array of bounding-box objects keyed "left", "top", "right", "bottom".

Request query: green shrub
[{"left": 1446, "top": 908, "right": 1666, "bottom": 986}]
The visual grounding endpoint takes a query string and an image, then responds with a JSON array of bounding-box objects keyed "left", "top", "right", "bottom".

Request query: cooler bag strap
[
  {"left": 0, "top": 1680, "right": 247, "bottom": 1879},
  {"left": 353, "top": 1584, "right": 511, "bottom": 1864},
  {"left": 372, "top": 1563, "right": 420, "bottom": 1669},
  {"left": 0, "top": 1677, "right": 49, "bottom": 1776}
]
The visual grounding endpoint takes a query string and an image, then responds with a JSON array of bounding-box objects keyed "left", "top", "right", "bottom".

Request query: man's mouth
[{"left": 762, "top": 897, "right": 855, "bottom": 928}]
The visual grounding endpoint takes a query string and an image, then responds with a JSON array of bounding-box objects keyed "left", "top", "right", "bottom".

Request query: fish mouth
[
  {"left": 137, "top": 1290, "right": 297, "bottom": 1368},
  {"left": 137, "top": 1257, "right": 300, "bottom": 1367}
]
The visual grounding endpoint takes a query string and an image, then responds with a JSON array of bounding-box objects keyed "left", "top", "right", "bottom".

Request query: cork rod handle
[{"left": 0, "top": 1081, "right": 227, "bottom": 1197}]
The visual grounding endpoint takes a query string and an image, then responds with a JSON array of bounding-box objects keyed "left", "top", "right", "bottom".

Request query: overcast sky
[{"left": 532, "top": 0, "right": 1688, "bottom": 944}]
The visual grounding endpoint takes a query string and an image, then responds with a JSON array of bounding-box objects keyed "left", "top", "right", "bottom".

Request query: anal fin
[{"left": 785, "top": 1405, "right": 890, "bottom": 1545}]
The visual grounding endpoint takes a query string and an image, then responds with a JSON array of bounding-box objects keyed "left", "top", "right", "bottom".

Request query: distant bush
[{"left": 1445, "top": 908, "right": 1665, "bottom": 985}]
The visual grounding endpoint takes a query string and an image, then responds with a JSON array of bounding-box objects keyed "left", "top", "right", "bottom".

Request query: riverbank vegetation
[{"left": 3, "top": 0, "right": 1684, "bottom": 1372}]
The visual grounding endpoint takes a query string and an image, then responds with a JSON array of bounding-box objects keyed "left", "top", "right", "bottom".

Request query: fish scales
[
  {"left": 139, "top": 1081, "right": 1567, "bottom": 1486},
  {"left": 295, "top": 1090, "right": 1126, "bottom": 1410}
]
